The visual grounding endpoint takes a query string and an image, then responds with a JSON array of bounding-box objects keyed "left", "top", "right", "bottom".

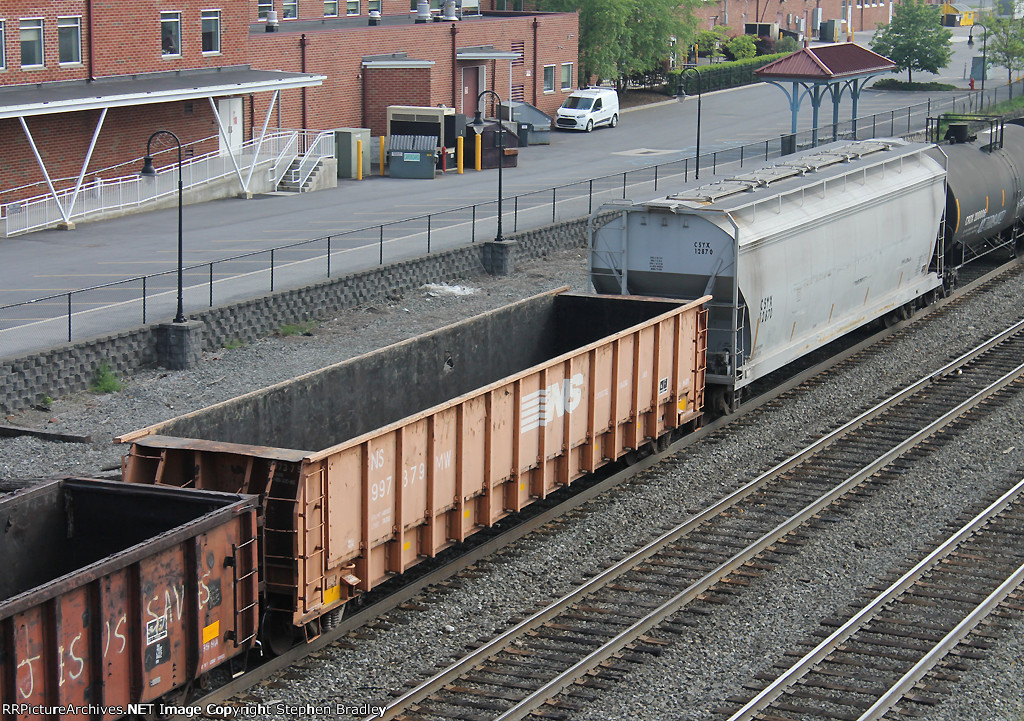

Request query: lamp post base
[
  {"left": 482, "top": 239, "right": 517, "bottom": 276},
  {"left": 157, "top": 319, "right": 205, "bottom": 370}
]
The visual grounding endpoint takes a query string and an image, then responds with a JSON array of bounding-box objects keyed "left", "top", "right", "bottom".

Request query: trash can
[
  {"left": 387, "top": 135, "right": 437, "bottom": 179},
  {"left": 517, "top": 123, "right": 531, "bottom": 147}
]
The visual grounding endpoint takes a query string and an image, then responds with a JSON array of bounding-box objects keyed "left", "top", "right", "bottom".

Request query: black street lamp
[
  {"left": 140, "top": 130, "right": 185, "bottom": 324},
  {"left": 683, "top": 67, "right": 703, "bottom": 180},
  {"left": 474, "top": 89, "right": 505, "bottom": 242},
  {"left": 968, "top": 21, "right": 988, "bottom": 93}
]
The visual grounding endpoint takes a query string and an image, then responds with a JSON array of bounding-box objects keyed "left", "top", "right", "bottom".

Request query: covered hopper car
[
  {"left": 0, "top": 479, "right": 258, "bottom": 719},
  {"left": 590, "top": 129, "right": 1024, "bottom": 412},
  {"left": 116, "top": 289, "right": 709, "bottom": 652}
]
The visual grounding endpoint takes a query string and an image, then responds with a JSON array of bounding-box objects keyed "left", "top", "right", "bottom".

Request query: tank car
[
  {"left": 590, "top": 139, "right": 948, "bottom": 412},
  {"left": 933, "top": 118, "right": 1024, "bottom": 263}
]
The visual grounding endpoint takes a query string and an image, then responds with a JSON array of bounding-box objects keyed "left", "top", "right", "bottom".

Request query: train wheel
[{"left": 261, "top": 611, "right": 297, "bottom": 657}]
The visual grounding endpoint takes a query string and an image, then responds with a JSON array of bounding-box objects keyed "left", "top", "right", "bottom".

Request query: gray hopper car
[{"left": 590, "top": 139, "right": 949, "bottom": 410}]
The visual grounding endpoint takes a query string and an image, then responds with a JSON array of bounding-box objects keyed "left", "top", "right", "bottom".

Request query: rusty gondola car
[
  {"left": 0, "top": 479, "right": 259, "bottom": 719},
  {"left": 116, "top": 289, "right": 709, "bottom": 650}
]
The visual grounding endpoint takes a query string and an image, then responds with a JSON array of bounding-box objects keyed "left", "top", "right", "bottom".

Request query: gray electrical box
[{"left": 335, "top": 127, "right": 371, "bottom": 179}]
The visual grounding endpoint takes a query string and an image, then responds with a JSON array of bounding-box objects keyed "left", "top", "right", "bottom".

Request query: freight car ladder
[{"left": 228, "top": 532, "right": 259, "bottom": 648}]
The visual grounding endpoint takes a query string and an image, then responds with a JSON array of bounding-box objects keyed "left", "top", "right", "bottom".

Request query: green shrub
[
  {"left": 90, "top": 364, "right": 122, "bottom": 394},
  {"left": 872, "top": 78, "right": 956, "bottom": 91},
  {"left": 668, "top": 53, "right": 790, "bottom": 95},
  {"left": 726, "top": 35, "right": 758, "bottom": 60},
  {"left": 776, "top": 36, "right": 800, "bottom": 53}
]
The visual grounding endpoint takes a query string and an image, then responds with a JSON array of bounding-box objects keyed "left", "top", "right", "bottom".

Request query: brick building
[
  {"left": 693, "top": 0, "right": 895, "bottom": 41},
  {"left": 0, "top": 0, "right": 578, "bottom": 210}
]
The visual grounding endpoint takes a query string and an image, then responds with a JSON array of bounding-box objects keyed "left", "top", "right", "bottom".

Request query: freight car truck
[
  {"left": 117, "top": 289, "right": 709, "bottom": 652},
  {"left": 590, "top": 139, "right": 948, "bottom": 412}
]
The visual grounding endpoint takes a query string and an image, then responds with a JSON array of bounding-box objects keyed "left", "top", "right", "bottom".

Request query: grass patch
[
  {"left": 277, "top": 320, "right": 317, "bottom": 337},
  {"left": 872, "top": 79, "right": 957, "bottom": 91},
  {"left": 983, "top": 93, "right": 1024, "bottom": 117},
  {"left": 223, "top": 338, "right": 245, "bottom": 350},
  {"left": 90, "top": 364, "right": 122, "bottom": 394}
]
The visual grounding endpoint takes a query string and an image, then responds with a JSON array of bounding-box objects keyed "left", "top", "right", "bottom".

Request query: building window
[
  {"left": 560, "top": 62, "right": 572, "bottom": 90},
  {"left": 0, "top": 21, "right": 6, "bottom": 70},
  {"left": 347, "top": 0, "right": 359, "bottom": 14},
  {"left": 543, "top": 64, "right": 555, "bottom": 93},
  {"left": 58, "top": 17, "right": 82, "bottom": 65},
  {"left": 20, "top": 18, "right": 44, "bottom": 68},
  {"left": 325, "top": 1, "right": 339, "bottom": 15},
  {"left": 202, "top": 10, "right": 221, "bottom": 53},
  {"left": 161, "top": 12, "right": 181, "bottom": 56},
  {"left": 368, "top": 0, "right": 380, "bottom": 11},
  {"left": 410, "top": 0, "right": 441, "bottom": 9},
  {"left": 283, "top": 0, "right": 298, "bottom": 18},
  {"left": 258, "top": 1, "right": 274, "bottom": 19},
  {"left": 461, "top": 0, "right": 480, "bottom": 13}
]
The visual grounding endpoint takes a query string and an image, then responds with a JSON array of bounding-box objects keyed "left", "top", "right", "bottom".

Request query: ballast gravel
[{"left": 2, "top": 249, "right": 1024, "bottom": 721}]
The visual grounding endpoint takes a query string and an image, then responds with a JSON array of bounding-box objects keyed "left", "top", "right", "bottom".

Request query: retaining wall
[{"left": 0, "top": 216, "right": 591, "bottom": 414}]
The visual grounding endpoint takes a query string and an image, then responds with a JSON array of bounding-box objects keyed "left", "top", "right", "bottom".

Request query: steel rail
[
  {"left": 726, "top": 475, "right": 1024, "bottom": 720},
  {"left": 371, "top": 320, "right": 1024, "bottom": 721}
]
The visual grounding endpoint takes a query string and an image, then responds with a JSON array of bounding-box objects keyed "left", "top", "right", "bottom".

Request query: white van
[{"left": 555, "top": 87, "right": 619, "bottom": 132}]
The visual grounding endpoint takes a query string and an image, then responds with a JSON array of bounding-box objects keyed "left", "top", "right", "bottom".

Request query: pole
[
  {"left": 142, "top": 130, "right": 185, "bottom": 324},
  {"left": 475, "top": 89, "right": 505, "bottom": 242},
  {"left": 684, "top": 68, "right": 703, "bottom": 180}
]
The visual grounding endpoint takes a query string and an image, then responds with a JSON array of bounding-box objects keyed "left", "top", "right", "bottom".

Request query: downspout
[
  {"left": 249, "top": 94, "right": 255, "bottom": 141},
  {"left": 532, "top": 17, "right": 538, "bottom": 104},
  {"left": 361, "top": 66, "right": 367, "bottom": 128},
  {"left": 300, "top": 34, "right": 308, "bottom": 130},
  {"left": 451, "top": 23, "right": 458, "bottom": 110},
  {"left": 86, "top": 0, "right": 95, "bottom": 80}
]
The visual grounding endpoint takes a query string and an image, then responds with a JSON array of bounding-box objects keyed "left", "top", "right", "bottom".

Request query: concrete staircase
[{"left": 277, "top": 159, "right": 325, "bottom": 193}]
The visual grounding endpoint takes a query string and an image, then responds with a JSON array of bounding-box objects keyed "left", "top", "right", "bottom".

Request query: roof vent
[
  {"left": 265, "top": 10, "right": 279, "bottom": 31},
  {"left": 415, "top": 0, "right": 431, "bottom": 22},
  {"left": 442, "top": 0, "right": 459, "bottom": 20},
  {"left": 368, "top": 9, "right": 381, "bottom": 25}
]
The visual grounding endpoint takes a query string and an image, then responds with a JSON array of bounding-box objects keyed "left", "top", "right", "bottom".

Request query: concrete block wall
[{"left": 0, "top": 215, "right": 591, "bottom": 414}]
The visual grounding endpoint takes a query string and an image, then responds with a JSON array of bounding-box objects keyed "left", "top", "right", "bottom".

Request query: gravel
[{"left": 3, "top": 251, "right": 1024, "bottom": 721}]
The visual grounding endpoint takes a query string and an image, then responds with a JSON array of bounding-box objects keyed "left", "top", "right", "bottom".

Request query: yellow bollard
[
  {"left": 457, "top": 136, "right": 464, "bottom": 174},
  {"left": 380, "top": 135, "right": 386, "bottom": 176},
  {"left": 475, "top": 133, "right": 482, "bottom": 171},
  {"left": 356, "top": 139, "right": 363, "bottom": 180}
]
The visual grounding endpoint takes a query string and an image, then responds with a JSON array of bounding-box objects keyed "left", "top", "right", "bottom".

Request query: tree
[
  {"left": 538, "top": 0, "right": 698, "bottom": 87},
  {"left": 726, "top": 34, "right": 757, "bottom": 60},
  {"left": 979, "top": 15, "right": 1024, "bottom": 84},
  {"left": 694, "top": 26, "right": 730, "bottom": 61},
  {"left": 870, "top": 0, "right": 952, "bottom": 82}
]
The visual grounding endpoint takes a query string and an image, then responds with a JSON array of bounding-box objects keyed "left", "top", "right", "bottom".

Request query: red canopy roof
[{"left": 755, "top": 43, "right": 895, "bottom": 80}]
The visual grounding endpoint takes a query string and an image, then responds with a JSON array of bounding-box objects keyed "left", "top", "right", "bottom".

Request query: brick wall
[
  {"left": 693, "top": 0, "right": 894, "bottom": 36},
  {"left": 0, "top": 216, "right": 593, "bottom": 414}
]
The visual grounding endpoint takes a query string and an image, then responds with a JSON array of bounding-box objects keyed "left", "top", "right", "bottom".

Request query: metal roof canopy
[
  {"left": 2, "top": 65, "right": 326, "bottom": 228},
  {"left": 754, "top": 44, "right": 896, "bottom": 144}
]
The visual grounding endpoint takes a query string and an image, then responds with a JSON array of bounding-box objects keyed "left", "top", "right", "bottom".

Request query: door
[
  {"left": 217, "top": 97, "right": 243, "bottom": 156},
  {"left": 462, "top": 66, "right": 483, "bottom": 116}
]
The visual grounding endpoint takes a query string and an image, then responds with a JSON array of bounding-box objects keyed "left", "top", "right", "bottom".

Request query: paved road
[{"left": 0, "top": 26, "right": 1001, "bottom": 358}]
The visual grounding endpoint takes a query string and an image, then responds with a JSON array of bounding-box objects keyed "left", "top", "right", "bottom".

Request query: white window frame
[
  {"left": 201, "top": 9, "right": 221, "bottom": 54},
  {"left": 347, "top": 0, "right": 359, "bottom": 15},
  {"left": 161, "top": 11, "right": 182, "bottom": 57},
  {"left": 324, "top": 1, "right": 339, "bottom": 16},
  {"left": 58, "top": 16, "right": 82, "bottom": 66},
  {"left": 258, "top": 1, "right": 274, "bottom": 19},
  {"left": 20, "top": 18, "right": 44, "bottom": 69},
  {"left": 560, "top": 62, "right": 572, "bottom": 91},
  {"left": 543, "top": 64, "right": 555, "bottom": 93},
  {"left": 0, "top": 20, "right": 6, "bottom": 70},
  {"left": 283, "top": 0, "right": 299, "bottom": 18},
  {"left": 368, "top": 0, "right": 381, "bottom": 11}
]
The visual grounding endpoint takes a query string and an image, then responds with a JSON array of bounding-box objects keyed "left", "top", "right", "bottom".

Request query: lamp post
[
  {"left": 474, "top": 89, "right": 505, "bottom": 242},
  {"left": 683, "top": 67, "right": 703, "bottom": 180},
  {"left": 968, "top": 17, "right": 988, "bottom": 93},
  {"left": 140, "top": 130, "right": 185, "bottom": 323}
]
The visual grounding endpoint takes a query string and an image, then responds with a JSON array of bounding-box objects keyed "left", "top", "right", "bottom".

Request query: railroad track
[
  {"left": 720, "top": 474, "right": 1024, "bottom": 721},
  {"left": 186, "top": 259, "right": 1024, "bottom": 717},
  {"left": 367, "top": 310, "right": 1024, "bottom": 720}
]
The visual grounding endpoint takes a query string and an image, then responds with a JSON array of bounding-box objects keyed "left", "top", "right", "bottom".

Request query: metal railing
[
  {"left": 0, "top": 129, "right": 330, "bottom": 237},
  {"left": 2, "top": 85, "right": 1021, "bottom": 359}
]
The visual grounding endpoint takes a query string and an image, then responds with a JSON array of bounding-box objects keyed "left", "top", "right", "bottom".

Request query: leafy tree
[
  {"left": 538, "top": 0, "right": 698, "bottom": 86},
  {"left": 694, "top": 26, "right": 730, "bottom": 60},
  {"left": 870, "top": 0, "right": 952, "bottom": 82},
  {"left": 726, "top": 34, "right": 757, "bottom": 60},
  {"left": 979, "top": 15, "right": 1024, "bottom": 84}
]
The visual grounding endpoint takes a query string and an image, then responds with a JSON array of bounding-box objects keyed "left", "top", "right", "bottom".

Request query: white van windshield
[{"left": 562, "top": 96, "right": 594, "bottom": 110}]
